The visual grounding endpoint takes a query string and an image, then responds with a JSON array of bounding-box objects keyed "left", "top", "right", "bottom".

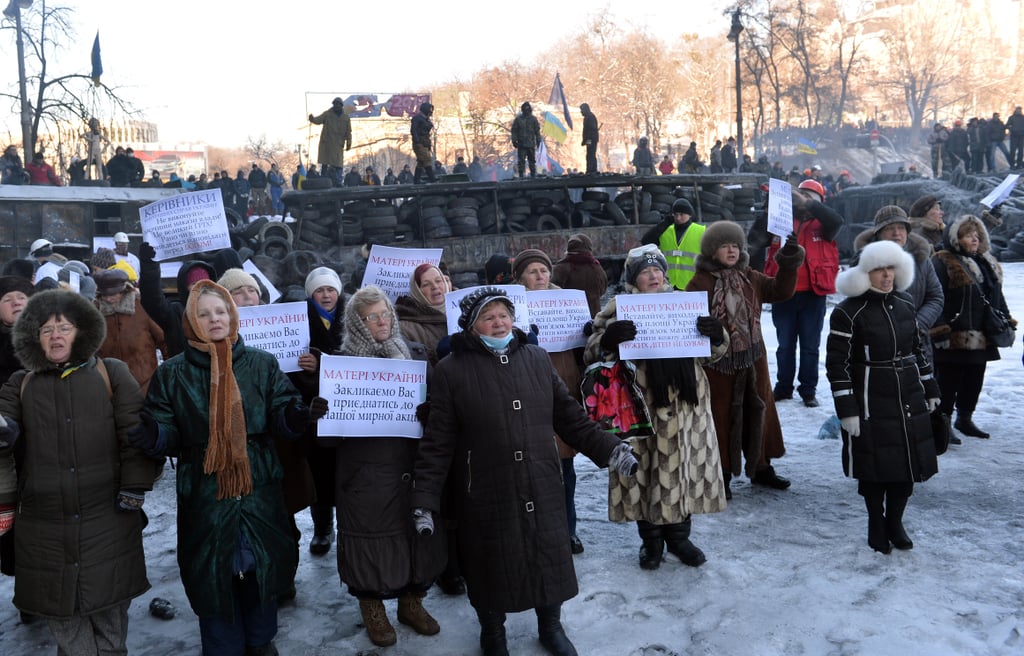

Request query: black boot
[
  {"left": 863, "top": 489, "right": 891, "bottom": 554},
  {"left": 663, "top": 517, "right": 706, "bottom": 567},
  {"left": 536, "top": 604, "right": 578, "bottom": 656},
  {"left": 724, "top": 472, "right": 732, "bottom": 500},
  {"left": 885, "top": 494, "right": 913, "bottom": 550},
  {"left": 752, "top": 464, "right": 791, "bottom": 490},
  {"left": 309, "top": 504, "right": 333, "bottom": 555},
  {"left": 477, "top": 609, "right": 509, "bottom": 656},
  {"left": 637, "top": 521, "right": 664, "bottom": 570},
  {"left": 954, "top": 413, "right": 990, "bottom": 439}
]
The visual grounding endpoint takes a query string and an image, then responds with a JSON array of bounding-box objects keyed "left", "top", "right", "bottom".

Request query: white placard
[
  {"left": 317, "top": 355, "right": 427, "bottom": 438},
  {"left": 92, "top": 236, "right": 115, "bottom": 252},
  {"left": 34, "top": 261, "right": 62, "bottom": 284},
  {"left": 445, "top": 285, "right": 530, "bottom": 336},
  {"left": 243, "top": 260, "right": 281, "bottom": 304},
  {"left": 236, "top": 302, "right": 310, "bottom": 373},
  {"left": 140, "top": 190, "right": 231, "bottom": 261},
  {"left": 363, "top": 245, "right": 444, "bottom": 302},
  {"left": 159, "top": 261, "right": 183, "bottom": 280},
  {"left": 615, "top": 291, "right": 710, "bottom": 359},
  {"left": 66, "top": 271, "right": 80, "bottom": 293},
  {"left": 525, "top": 289, "right": 590, "bottom": 352},
  {"left": 980, "top": 174, "right": 1020, "bottom": 209},
  {"left": 767, "top": 178, "right": 794, "bottom": 238}
]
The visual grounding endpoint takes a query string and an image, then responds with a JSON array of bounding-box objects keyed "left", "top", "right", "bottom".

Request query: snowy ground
[{"left": 2, "top": 265, "right": 1022, "bottom": 656}]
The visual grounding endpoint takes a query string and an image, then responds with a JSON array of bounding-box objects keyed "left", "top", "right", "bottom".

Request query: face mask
[{"left": 479, "top": 332, "right": 514, "bottom": 350}]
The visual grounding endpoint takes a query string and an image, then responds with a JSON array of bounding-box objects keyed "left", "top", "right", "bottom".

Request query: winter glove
[
  {"left": 696, "top": 315, "right": 725, "bottom": 346},
  {"left": 412, "top": 507, "right": 434, "bottom": 536},
  {"left": 0, "top": 415, "right": 19, "bottom": 448},
  {"left": 126, "top": 411, "right": 160, "bottom": 456},
  {"left": 840, "top": 416, "right": 861, "bottom": 437},
  {"left": 117, "top": 489, "right": 145, "bottom": 512},
  {"left": 926, "top": 398, "right": 941, "bottom": 412},
  {"left": 583, "top": 320, "right": 594, "bottom": 337},
  {"left": 608, "top": 441, "right": 639, "bottom": 477},
  {"left": 284, "top": 397, "right": 326, "bottom": 434},
  {"left": 309, "top": 396, "right": 329, "bottom": 420},
  {"left": 779, "top": 232, "right": 800, "bottom": 257},
  {"left": 415, "top": 401, "right": 431, "bottom": 428},
  {"left": 0, "top": 504, "right": 13, "bottom": 536},
  {"left": 139, "top": 241, "right": 157, "bottom": 264},
  {"left": 600, "top": 320, "right": 637, "bottom": 351}
]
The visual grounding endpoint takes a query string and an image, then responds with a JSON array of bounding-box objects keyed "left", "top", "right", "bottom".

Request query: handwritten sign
[
  {"left": 243, "top": 260, "right": 281, "bottom": 304},
  {"left": 525, "top": 289, "right": 590, "bottom": 352},
  {"left": 980, "top": 174, "right": 1020, "bottom": 209},
  {"left": 445, "top": 285, "right": 530, "bottom": 336},
  {"left": 237, "top": 302, "right": 310, "bottom": 373},
  {"left": 615, "top": 291, "right": 710, "bottom": 359},
  {"left": 767, "top": 178, "right": 794, "bottom": 238},
  {"left": 140, "top": 190, "right": 231, "bottom": 261},
  {"left": 363, "top": 245, "right": 443, "bottom": 302},
  {"left": 317, "top": 355, "right": 427, "bottom": 438}
]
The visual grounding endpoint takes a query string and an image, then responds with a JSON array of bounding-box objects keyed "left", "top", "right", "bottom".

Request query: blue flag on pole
[
  {"left": 548, "top": 73, "right": 573, "bottom": 131},
  {"left": 90, "top": 32, "right": 103, "bottom": 87}
]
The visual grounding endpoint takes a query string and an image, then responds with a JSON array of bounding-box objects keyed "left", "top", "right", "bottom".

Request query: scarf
[
  {"left": 408, "top": 265, "right": 448, "bottom": 314},
  {"left": 184, "top": 280, "right": 250, "bottom": 499},
  {"left": 312, "top": 298, "right": 337, "bottom": 330},
  {"left": 643, "top": 357, "right": 698, "bottom": 407},
  {"left": 340, "top": 299, "right": 412, "bottom": 360},
  {"left": 708, "top": 267, "right": 764, "bottom": 373}
]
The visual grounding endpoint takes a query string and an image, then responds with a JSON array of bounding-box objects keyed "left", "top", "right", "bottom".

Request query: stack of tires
[
  {"left": 571, "top": 190, "right": 626, "bottom": 228},
  {"left": 731, "top": 186, "right": 759, "bottom": 224},
  {"left": 640, "top": 184, "right": 674, "bottom": 223},
  {"left": 999, "top": 230, "right": 1024, "bottom": 261},
  {"left": 413, "top": 196, "right": 452, "bottom": 239},
  {"left": 446, "top": 196, "right": 482, "bottom": 236},
  {"left": 695, "top": 183, "right": 730, "bottom": 222}
]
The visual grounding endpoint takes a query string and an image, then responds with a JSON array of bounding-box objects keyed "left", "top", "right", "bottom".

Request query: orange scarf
[{"left": 183, "top": 280, "right": 251, "bottom": 499}]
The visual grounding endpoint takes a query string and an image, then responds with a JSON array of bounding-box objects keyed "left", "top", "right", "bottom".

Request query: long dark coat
[
  {"left": 412, "top": 330, "right": 620, "bottom": 613},
  {"left": 145, "top": 339, "right": 302, "bottom": 619},
  {"left": 0, "top": 290, "right": 153, "bottom": 618}
]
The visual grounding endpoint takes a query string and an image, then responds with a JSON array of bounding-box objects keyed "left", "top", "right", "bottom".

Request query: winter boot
[
  {"left": 753, "top": 464, "right": 792, "bottom": 490},
  {"left": 398, "top": 592, "right": 440, "bottom": 635},
  {"left": 245, "top": 644, "right": 279, "bottom": 656},
  {"left": 359, "top": 599, "right": 397, "bottom": 647},
  {"left": 536, "top": 604, "right": 578, "bottom": 656},
  {"left": 309, "top": 504, "right": 333, "bottom": 556},
  {"left": 414, "top": 166, "right": 423, "bottom": 184},
  {"left": 954, "top": 413, "right": 990, "bottom": 439},
  {"left": 863, "top": 490, "right": 891, "bottom": 554},
  {"left": 477, "top": 609, "right": 509, "bottom": 656},
  {"left": 637, "top": 521, "right": 664, "bottom": 570},
  {"left": 663, "top": 517, "right": 707, "bottom": 567},
  {"left": 885, "top": 495, "right": 913, "bottom": 550}
]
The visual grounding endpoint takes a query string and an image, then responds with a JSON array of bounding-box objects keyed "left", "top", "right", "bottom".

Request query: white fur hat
[{"left": 836, "top": 240, "right": 915, "bottom": 297}]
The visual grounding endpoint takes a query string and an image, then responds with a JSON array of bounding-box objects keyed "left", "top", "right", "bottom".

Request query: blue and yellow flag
[
  {"left": 797, "top": 138, "right": 818, "bottom": 155},
  {"left": 296, "top": 160, "right": 307, "bottom": 190},
  {"left": 548, "top": 73, "right": 573, "bottom": 131},
  {"left": 90, "top": 32, "right": 103, "bottom": 87},
  {"left": 541, "top": 111, "right": 567, "bottom": 144}
]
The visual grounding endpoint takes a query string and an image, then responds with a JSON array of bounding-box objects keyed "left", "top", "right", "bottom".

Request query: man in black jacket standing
[
  {"left": 581, "top": 103, "right": 599, "bottom": 174},
  {"left": 1006, "top": 106, "right": 1024, "bottom": 169}
]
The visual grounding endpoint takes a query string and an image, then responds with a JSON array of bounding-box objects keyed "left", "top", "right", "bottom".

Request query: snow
[{"left": 2, "top": 266, "right": 1023, "bottom": 656}]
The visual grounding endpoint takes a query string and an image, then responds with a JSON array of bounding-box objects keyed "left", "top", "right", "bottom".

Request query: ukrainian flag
[
  {"left": 91, "top": 32, "right": 103, "bottom": 87},
  {"left": 541, "top": 112, "right": 567, "bottom": 144},
  {"left": 296, "top": 161, "right": 306, "bottom": 190},
  {"left": 797, "top": 138, "right": 818, "bottom": 155}
]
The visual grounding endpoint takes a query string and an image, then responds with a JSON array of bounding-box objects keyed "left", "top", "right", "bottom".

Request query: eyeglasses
[
  {"left": 361, "top": 311, "right": 392, "bottom": 323},
  {"left": 39, "top": 323, "right": 75, "bottom": 338}
]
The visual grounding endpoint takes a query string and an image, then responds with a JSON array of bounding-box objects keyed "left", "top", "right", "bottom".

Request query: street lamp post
[
  {"left": 727, "top": 10, "right": 744, "bottom": 167},
  {"left": 4, "top": 0, "right": 34, "bottom": 164}
]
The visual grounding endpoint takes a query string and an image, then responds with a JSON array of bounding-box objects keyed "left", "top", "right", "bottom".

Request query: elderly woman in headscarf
[
  {"left": 135, "top": 280, "right": 327, "bottom": 656},
  {"left": 686, "top": 223, "right": 804, "bottom": 498},
  {"left": 331, "top": 285, "right": 445, "bottom": 648},
  {"left": 395, "top": 262, "right": 451, "bottom": 365}
]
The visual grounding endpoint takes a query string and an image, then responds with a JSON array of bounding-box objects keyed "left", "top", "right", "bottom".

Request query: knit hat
[
  {"left": 872, "top": 205, "right": 910, "bottom": 234},
  {"left": 91, "top": 247, "right": 117, "bottom": 270},
  {"left": 305, "top": 266, "right": 342, "bottom": 298},
  {"left": 835, "top": 240, "right": 915, "bottom": 297},
  {"left": 699, "top": 221, "right": 747, "bottom": 258},
  {"left": 61, "top": 260, "right": 91, "bottom": 278},
  {"left": 186, "top": 265, "right": 212, "bottom": 288},
  {"left": 93, "top": 268, "right": 130, "bottom": 296},
  {"left": 908, "top": 195, "right": 939, "bottom": 218},
  {"left": 566, "top": 233, "right": 593, "bottom": 254},
  {"left": 0, "top": 275, "right": 33, "bottom": 302},
  {"left": 512, "top": 248, "right": 553, "bottom": 282},
  {"left": 217, "top": 268, "right": 259, "bottom": 293},
  {"left": 458, "top": 286, "right": 516, "bottom": 330},
  {"left": 672, "top": 197, "right": 695, "bottom": 216},
  {"left": 624, "top": 244, "right": 668, "bottom": 286},
  {"left": 484, "top": 253, "right": 513, "bottom": 285}
]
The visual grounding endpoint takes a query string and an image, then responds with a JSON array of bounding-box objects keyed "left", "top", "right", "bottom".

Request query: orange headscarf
[{"left": 183, "top": 280, "right": 250, "bottom": 499}]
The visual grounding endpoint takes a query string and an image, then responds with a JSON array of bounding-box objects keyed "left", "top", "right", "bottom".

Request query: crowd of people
[{"left": 0, "top": 173, "right": 1017, "bottom": 654}]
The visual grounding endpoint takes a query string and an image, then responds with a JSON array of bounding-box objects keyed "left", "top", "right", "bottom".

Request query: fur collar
[
  {"left": 13, "top": 290, "right": 107, "bottom": 371},
  {"left": 94, "top": 287, "right": 139, "bottom": 317}
]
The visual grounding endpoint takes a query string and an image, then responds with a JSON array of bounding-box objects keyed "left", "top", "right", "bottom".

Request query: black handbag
[
  {"left": 981, "top": 298, "right": 1015, "bottom": 348},
  {"left": 930, "top": 410, "right": 951, "bottom": 456}
]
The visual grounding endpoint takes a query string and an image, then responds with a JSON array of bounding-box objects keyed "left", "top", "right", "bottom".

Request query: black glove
[
  {"left": 415, "top": 401, "right": 431, "bottom": 427},
  {"left": 127, "top": 411, "right": 160, "bottom": 456},
  {"left": 696, "top": 316, "right": 725, "bottom": 346},
  {"left": 285, "top": 397, "right": 323, "bottom": 433},
  {"left": 117, "top": 489, "right": 145, "bottom": 511},
  {"left": 583, "top": 320, "right": 594, "bottom": 337},
  {"left": 309, "top": 396, "right": 329, "bottom": 421},
  {"left": 779, "top": 232, "right": 800, "bottom": 257},
  {"left": 0, "top": 415, "right": 20, "bottom": 448},
  {"left": 139, "top": 241, "right": 156, "bottom": 263},
  {"left": 600, "top": 320, "right": 637, "bottom": 351}
]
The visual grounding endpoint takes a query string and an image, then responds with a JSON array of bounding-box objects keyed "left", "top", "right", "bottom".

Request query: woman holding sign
[
  {"left": 585, "top": 244, "right": 729, "bottom": 571},
  {"left": 333, "top": 285, "right": 445, "bottom": 648},
  {"left": 686, "top": 223, "right": 804, "bottom": 498},
  {"left": 135, "top": 280, "right": 328, "bottom": 656}
]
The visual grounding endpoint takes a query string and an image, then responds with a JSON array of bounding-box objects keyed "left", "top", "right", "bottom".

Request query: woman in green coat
[{"left": 138, "top": 280, "right": 327, "bottom": 656}]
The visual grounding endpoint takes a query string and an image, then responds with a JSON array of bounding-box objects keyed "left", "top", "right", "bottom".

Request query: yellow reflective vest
[{"left": 658, "top": 222, "right": 706, "bottom": 290}]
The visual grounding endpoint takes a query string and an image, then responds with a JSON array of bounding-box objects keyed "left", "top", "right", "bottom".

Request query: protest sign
[
  {"left": 615, "top": 291, "right": 710, "bottom": 359},
  {"left": 243, "top": 260, "right": 281, "bottom": 303},
  {"left": 34, "top": 261, "right": 62, "bottom": 285},
  {"left": 980, "top": 174, "right": 1020, "bottom": 209},
  {"left": 140, "top": 190, "right": 231, "bottom": 261},
  {"left": 525, "top": 289, "right": 590, "bottom": 352},
  {"left": 445, "top": 285, "right": 530, "bottom": 336},
  {"left": 363, "top": 245, "right": 443, "bottom": 302},
  {"left": 767, "top": 178, "right": 793, "bottom": 238},
  {"left": 237, "top": 302, "right": 309, "bottom": 373},
  {"left": 317, "top": 355, "right": 427, "bottom": 438},
  {"left": 159, "top": 261, "right": 183, "bottom": 281}
]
